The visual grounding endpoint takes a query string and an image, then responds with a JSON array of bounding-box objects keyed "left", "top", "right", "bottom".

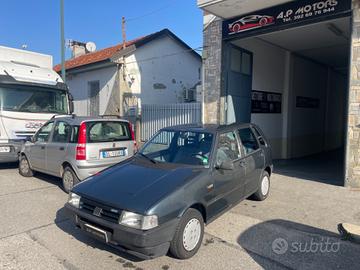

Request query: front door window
[
  {"left": 215, "top": 131, "right": 241, "bottom": 165},
  {"left": 34, "top": 122, "right": 54, "bottom": 143}
]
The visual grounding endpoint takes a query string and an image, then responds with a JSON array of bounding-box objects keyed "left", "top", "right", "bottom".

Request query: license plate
[
  {"left": 83, "top": 224, "right": 108, "bottom": 243},
  {"left": 0, "top": 147, "right": 10, "bottom": 153},
  {"left": 101, "top": 149, "right": 127, "bottom": 158}
]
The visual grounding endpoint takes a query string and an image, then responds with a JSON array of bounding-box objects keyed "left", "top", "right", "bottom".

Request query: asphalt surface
[{"left": 1, "top": 163, "right": 360, "bottom": 270}]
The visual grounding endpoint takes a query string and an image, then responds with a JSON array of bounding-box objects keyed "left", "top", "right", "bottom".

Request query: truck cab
[{"left": 0, "top": 46, "right": 73, "bottom": 162}]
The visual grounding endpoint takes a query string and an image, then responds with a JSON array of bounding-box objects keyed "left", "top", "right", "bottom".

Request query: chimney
[{"left": 70, "top": 41, "right": 87, "bottom": 58}]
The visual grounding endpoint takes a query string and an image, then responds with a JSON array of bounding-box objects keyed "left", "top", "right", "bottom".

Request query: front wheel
[
  {"left": 62, "top": 166, "right": 79, "bottom": 193},
  {"left": 169, "top": 208, "right": 204, "bottom": 259},
  {"left": 252, "top": 171, "right": 270, "bottom": 201},
  {"left": 19, "top": 155, "right": 34, "bottom": 177}
]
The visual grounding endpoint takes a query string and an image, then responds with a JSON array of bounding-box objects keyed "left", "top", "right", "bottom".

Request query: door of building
[
  {"left": 224, "top": 44, "right": 253, "bottom": 124},
  {"left": 88, "top": 80, "right": 100, "bottom": 116}
]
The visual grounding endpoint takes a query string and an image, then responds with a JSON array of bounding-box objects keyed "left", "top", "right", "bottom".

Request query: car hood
[{"left": 73, "top": 157, "right": 200, "bottom": 214}]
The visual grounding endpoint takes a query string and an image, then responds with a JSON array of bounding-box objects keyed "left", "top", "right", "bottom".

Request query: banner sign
[
  {"left": 222, "top": 0, "right": 352, "bottom": 39},
  {"left": 251, "top": 90, "right": 282, "bottom": 114}
]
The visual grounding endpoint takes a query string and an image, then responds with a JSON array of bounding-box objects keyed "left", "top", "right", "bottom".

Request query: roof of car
[
  {"left": 161, "top": 123, "right": 252, "bottom": 133},
  {"left": 50, "top": 115, "right": 129, "bottom": 125}
]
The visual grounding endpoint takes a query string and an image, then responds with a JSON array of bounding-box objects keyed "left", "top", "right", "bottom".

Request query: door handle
[
  {"left": 239, "top": 160, "right": 246, "bottom": 167},
  {"left": 59, "top": 147, "right": 65, "bottom": 151},
  {"left": 41, "top": 146, "right": 45, "bottom": 150}
]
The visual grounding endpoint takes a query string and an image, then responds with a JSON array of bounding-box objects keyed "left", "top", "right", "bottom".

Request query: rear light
[
  {"left": 76, "top": 122, "right": 87, "bottom": 160},
  {"left": 128, "top": 122, "right": 137, "bottom": 153}
]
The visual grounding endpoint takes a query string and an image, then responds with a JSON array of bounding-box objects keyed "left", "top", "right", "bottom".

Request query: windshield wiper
[{"left": 138, "top": 152, "right": 157, "bottom": 164}]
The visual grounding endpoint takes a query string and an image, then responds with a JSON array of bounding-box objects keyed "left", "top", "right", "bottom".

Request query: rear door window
[
  {"left": 238, "top": 128, "right": 259, "bottom": 155},
  {"left": 52, "top": 121, "right": 71, "bottom": 143},
  {"left": 87, "top": 121, "right": 131, "bottom": 143}
]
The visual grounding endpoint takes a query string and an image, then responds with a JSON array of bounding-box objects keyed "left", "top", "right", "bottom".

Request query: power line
[{"left": 126, "top": 0, "right": 178, "bottom": 22}]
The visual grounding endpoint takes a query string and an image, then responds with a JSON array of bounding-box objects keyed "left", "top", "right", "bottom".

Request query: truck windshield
[{"left": 0, "top": 85, "right": 69, "bottom": 114}]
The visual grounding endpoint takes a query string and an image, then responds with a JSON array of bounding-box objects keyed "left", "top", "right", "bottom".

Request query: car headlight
[
  {"left": 119, "top": 211, "right": 158, "bottom": 230},
  {"left": 68, "top": 192, "right": 81, "bottom": 208}
]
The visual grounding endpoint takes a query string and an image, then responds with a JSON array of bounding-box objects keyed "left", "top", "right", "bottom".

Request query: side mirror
[
  {"left": 68, "top": 93, "right": 74, "bottom": 114},
  {"left": 216, "top": 160, "right": 234, "bottom": 170},
  {"left": 69, "top": 101, "right": 74, "bottom": 114}
]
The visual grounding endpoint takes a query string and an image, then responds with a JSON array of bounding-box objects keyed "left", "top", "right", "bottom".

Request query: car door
[
  {"left": 28, "top": 121, "right": 54, "bottom": 171},
  {"left": 207, "top": 131, "right": 246, "bottom": 219},
  {"left": 46, "top": 120, "right": 72, "bottom": 176},
  {"left": 238, "top": 127, "right": 265, "bottom": 196}
]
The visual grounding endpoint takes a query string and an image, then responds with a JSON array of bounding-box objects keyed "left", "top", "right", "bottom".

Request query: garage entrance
[{"left": 223, "top": 15, "right": 351, "bottom": 185}]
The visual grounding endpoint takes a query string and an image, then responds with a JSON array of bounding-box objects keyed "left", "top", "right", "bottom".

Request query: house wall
[
  {"left": 66, "top": 65, "right": 118, "bottom": 116},
  {"left": 124, "top": 35, "right": 202, "bottom": 105}
]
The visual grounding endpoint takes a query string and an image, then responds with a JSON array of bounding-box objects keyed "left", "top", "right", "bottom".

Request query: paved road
[{"left": 1, "top": 163, "right": 360, "bottom": 270}]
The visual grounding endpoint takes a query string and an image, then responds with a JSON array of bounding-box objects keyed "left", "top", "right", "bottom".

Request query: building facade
[
  {"left": 54, "top": 29, "right": 202, "bottom": 118},
  {"left": 198, "top": 0, "right": 360, "bottom": 188}
]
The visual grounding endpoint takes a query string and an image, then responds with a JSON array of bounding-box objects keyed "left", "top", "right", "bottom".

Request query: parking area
[{"left": 1, "top": 163, "right": 360, "bottom": 270}]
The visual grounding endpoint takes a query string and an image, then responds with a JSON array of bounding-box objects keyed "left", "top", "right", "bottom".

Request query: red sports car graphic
[{"left": 229, "top": 15, "right": 275, "bottom": 34}]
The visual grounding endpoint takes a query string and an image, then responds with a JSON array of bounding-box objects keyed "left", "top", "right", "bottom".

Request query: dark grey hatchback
[{"left": 65, "top": 123, "right": 273, "bottom": 260}]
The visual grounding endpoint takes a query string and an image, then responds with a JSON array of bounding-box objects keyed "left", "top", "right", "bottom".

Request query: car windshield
[
  {"left": 0, "top": 85, "right": 69, "bottom": 114},
  {"left": 140, "top": 130, "right": 214, "bottom": 167}
]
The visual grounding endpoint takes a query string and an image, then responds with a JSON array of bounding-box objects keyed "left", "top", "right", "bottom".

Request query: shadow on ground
[
  {"left": 274, "top": 149, "right": 344, "bottom": 186},
  {"left": 34, "top": 171, "right": 64, "bottom": 190},
  {"left": 238, "top": 219, "right": 360, "bottom": 270},
  {"left": 0, "top": 162, "right": 18, "bottom": 169},
  {"left": 54, "top": 207, "right": 144, "bottom": 263}
]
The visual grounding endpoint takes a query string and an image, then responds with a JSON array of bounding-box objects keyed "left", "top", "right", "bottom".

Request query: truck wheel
[
  {"left": 62, "top": 166, "right": 79, "bottom": 193},
  {"left": 169, "top": 208, "right": 204, "bottom": 259},
  {"left": 252, "top": 171, "right": 270, "bottom": 201},
  {"left": 19, "top": 155, "right": 34, "bottom": 177}
]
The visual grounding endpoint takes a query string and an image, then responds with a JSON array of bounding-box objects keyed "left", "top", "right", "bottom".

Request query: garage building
[{"left": 197, "top": 0, "right": 360, "bottom": 187}]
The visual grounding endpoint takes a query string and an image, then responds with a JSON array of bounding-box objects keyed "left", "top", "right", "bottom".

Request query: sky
[{"left": 0, "top": 0, "right": 203, "bottom": 65}]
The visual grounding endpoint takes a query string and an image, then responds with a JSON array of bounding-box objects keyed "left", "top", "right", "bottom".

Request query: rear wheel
[
  {"left": 62, "top": 166, "right": 79, "bottom": 193},
  {"left": 169, "top": 208, "right": 204, "bottom": 260},
  {"left": 252, "top": 171, "right": 270, "bottom": 201},
  {"left": 19, "top": 155, "right": 34, "bottom": 177},
  {"left": 259, "top": 17, "right": 268, "bottom": 26}
]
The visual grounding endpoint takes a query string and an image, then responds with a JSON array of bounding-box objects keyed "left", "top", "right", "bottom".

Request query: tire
[
  {"left": 19, "top": 155, "right": 34, "bottom": 177},
  {"left": 169, "top": 208, "right": 204, "bottom": 260},
  {"left": 259, "top": 17, "right": 268, "bottom": 26},
  {"left": 252, "top": 171, "right": 270, "bottom": 201},
  {"left": 232, "top": 23, "right": 241, "bottom": 33},
  {"left": 62, "top": 166, "right": 79, "bottom": 193}
]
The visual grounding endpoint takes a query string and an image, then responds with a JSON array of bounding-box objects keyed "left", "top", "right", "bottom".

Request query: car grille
[{"left": 79, "top": 197, "right": 121, "bottom": 223}]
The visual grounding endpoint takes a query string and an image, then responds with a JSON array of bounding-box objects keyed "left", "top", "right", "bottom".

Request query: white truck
[{"left": 0, "top": 46, "right": 73, "bottom": 162}]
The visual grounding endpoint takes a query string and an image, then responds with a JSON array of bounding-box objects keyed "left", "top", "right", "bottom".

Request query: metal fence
[{"left": 140, "top": 103, "right": 202, "bottom": 141}]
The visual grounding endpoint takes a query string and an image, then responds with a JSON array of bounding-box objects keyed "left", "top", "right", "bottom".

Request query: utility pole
[
  {"left": 122, "top": 16, "right": 126, "bottom": 50},
  {"left": 60, "top": 0, "right": 66, "bottom": 82}
]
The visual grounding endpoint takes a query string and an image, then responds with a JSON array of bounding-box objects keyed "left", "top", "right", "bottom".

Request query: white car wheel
[
  {"left": 182, "top": 218, "right": 202, "bottom": 251},
  {"left": 261, "top": 175, "right": 270, "bottom": 196}
]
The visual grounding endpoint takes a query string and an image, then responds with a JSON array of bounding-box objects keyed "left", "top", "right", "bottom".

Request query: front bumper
[
  {"left": 65, "top": 203, "right": 179, "bottom": 259},
  {"left": 0, "top": 141, "right": 22, "bottom": 163}
]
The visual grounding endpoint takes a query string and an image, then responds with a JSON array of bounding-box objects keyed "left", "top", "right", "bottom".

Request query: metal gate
[{"left": 141, "top": 103, "right": 202, "bottom": 141}]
